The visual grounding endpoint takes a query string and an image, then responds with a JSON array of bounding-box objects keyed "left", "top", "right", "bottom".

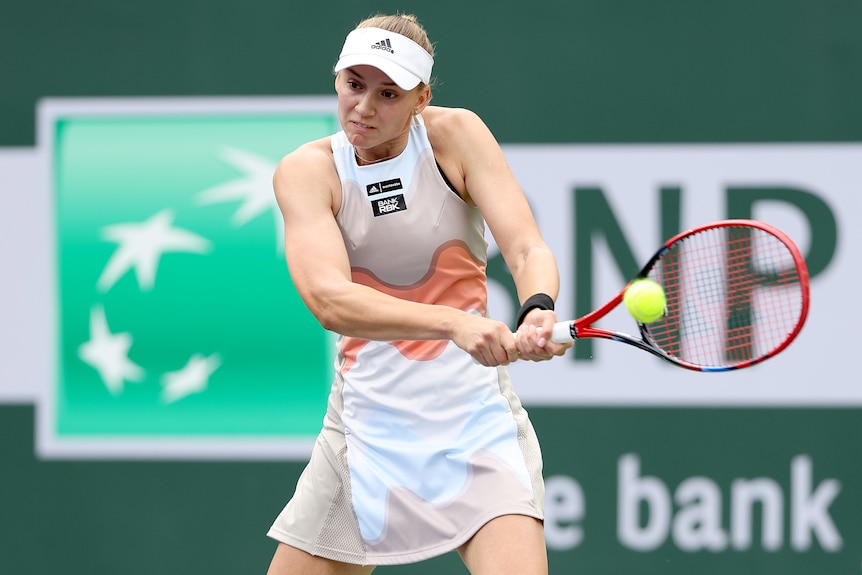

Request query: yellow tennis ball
[{"left": 623, "top": 279, "right": 666, "bottom": 323}]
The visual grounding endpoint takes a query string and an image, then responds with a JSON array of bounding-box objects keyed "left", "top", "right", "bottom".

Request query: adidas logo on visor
[{"left": 371, "top": 38, "right": 394, "bottom": 53}]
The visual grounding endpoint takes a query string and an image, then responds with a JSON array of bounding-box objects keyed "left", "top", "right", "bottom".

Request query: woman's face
[{"left": 335, "top": 65, "right": 428, "bottom": 152}]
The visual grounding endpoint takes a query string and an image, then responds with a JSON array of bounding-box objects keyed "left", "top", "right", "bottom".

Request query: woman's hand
[
  {"left": 450, "top": 314, "right": 520, "bottom": 367},
  {"left": 514, "top": 309, "right": 573, "bottom": 362}
]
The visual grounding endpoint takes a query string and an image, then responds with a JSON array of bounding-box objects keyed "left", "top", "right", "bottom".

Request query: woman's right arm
[{"left": 274, "top": 143, "right": 519, "bottom": 366}]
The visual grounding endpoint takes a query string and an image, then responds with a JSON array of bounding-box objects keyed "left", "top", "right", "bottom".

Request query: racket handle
[
  {"left": 513, "top": 322, "right": 574, "bottom": 345},
  {"left": 551, "top": 321, "right": 574, "bottom": 344}
]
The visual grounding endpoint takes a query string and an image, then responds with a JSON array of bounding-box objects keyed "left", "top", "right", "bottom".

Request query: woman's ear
[{"left": 414, "top": 85, "right": 432, "bottom": 114}]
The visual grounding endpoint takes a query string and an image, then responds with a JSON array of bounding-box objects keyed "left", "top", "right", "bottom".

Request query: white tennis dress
[{"left": 267, "top": 114, "right": 544, "bottom": 566}]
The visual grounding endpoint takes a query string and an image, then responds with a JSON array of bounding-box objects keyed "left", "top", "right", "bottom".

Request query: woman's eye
[{"left": 382, "top": 91, "right": 397, "bottom": 99}]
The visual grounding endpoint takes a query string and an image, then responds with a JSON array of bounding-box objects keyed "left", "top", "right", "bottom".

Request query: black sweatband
[{"left": 515, "top": 293, "right": 555, "bottom": 328}]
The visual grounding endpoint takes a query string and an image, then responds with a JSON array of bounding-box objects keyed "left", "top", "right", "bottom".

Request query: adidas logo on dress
[{"left": 371, "top": 38, "right": 394, "bottom": 53}]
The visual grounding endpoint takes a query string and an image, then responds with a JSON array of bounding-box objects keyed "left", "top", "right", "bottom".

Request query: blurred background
[{"left": 1, "top": 1, "right": 861, "bottom": 573}]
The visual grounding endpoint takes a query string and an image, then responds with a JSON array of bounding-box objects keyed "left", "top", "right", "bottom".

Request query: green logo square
[{"left": 43, "top": 98, "right": 339, "bottom": 458}]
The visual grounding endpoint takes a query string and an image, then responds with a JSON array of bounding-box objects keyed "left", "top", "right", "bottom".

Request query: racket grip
[
  {"left": 513, "top": 322, "right": 574, "bottom": 344},
  {"left": 551, "top": 321, "right": 574, "bottom": 343}
]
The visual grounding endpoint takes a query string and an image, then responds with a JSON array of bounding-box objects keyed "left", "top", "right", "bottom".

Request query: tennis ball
[{"left": 623, "top": 279, "right": 666, "bottom": 323}]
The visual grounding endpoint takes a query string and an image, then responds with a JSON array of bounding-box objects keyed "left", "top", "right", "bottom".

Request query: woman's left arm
[{"left": 432, "top": 108, "right": 572, "bottom": 360}]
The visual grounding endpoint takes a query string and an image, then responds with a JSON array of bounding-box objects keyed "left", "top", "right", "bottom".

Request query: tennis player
[{"left": 266, "top": 13, "right": 572, "bottom": 575}]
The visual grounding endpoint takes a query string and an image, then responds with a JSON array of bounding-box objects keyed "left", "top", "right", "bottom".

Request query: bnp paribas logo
[{"left": 39, "top": 97, "right": 339, "bottom": 459}]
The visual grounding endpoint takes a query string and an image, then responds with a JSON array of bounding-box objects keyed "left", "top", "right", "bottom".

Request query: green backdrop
[{"left": 2, "top": 1, "right": 861, "bottom": 573}]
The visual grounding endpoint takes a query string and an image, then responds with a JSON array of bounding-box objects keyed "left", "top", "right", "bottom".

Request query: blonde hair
[{"left": 356, "top": 13, "right": 434, "bottom": 57}]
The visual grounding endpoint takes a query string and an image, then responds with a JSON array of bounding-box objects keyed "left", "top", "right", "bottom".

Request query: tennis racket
[{"left": 550, "top": 219, "right": 810, "bottom": 372}]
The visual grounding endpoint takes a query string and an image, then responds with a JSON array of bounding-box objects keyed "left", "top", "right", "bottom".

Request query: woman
[{"left": 266, "top": 13, "right": 572, "bottom": 575}]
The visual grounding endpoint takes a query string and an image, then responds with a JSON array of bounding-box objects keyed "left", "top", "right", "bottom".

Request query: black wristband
[{"left": 515, "top": 293, "right": 555, "bottom": 328}]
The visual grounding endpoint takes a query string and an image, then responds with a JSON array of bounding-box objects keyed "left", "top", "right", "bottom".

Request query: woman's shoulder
[
  {"left": 274, "top": 136, "right": 339, "bottom": 197},
  {"left": 423, "top": 106, "right": 490, "bottom": 155},
  {"left": 276, "top": 136, "right": 333, "bottom": 173},
  {"left": 284, "top": 136, "right": 333, "bottom": 162},
  {"left": 423, "top": 105, "right": 484, "bottom": 131}
]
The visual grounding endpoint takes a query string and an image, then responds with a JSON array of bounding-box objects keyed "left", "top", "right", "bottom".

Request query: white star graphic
[
  {"left": 195, "top": 146, "right": 283, "bottom": 253},
  {"left": 160, "top": 353, "right": 222, "bottom": 404},
  {"left": 77, "top": 305, "right": 145, "bottom": 395},
  {"left": 97, "top": 209, "right": 212, "bottom": 292}
]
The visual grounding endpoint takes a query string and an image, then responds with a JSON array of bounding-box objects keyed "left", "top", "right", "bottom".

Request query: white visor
[{"left": 334, "top": 27, "right": 434, "bottom": 90}]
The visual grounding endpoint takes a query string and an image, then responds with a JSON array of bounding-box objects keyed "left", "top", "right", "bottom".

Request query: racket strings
[{"left": 645, "top": 226, "right": 806, "bottom": 368}]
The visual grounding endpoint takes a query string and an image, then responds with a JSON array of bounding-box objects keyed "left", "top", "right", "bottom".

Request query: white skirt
[{"left": 267, "top": 361, "right": 544, "bottom": 566}]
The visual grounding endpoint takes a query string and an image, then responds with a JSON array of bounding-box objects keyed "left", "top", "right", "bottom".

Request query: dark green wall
[
  {"left": 2, "top": 1, "right": 860, "bottom": 573},
  {"left": 2, "top": 0, "right": 861, "bottom": 147}
]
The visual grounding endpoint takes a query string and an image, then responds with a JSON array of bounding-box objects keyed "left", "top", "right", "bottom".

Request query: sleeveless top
[{"left": 268, "top": 114, "right": 543, "bottom": 566}]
